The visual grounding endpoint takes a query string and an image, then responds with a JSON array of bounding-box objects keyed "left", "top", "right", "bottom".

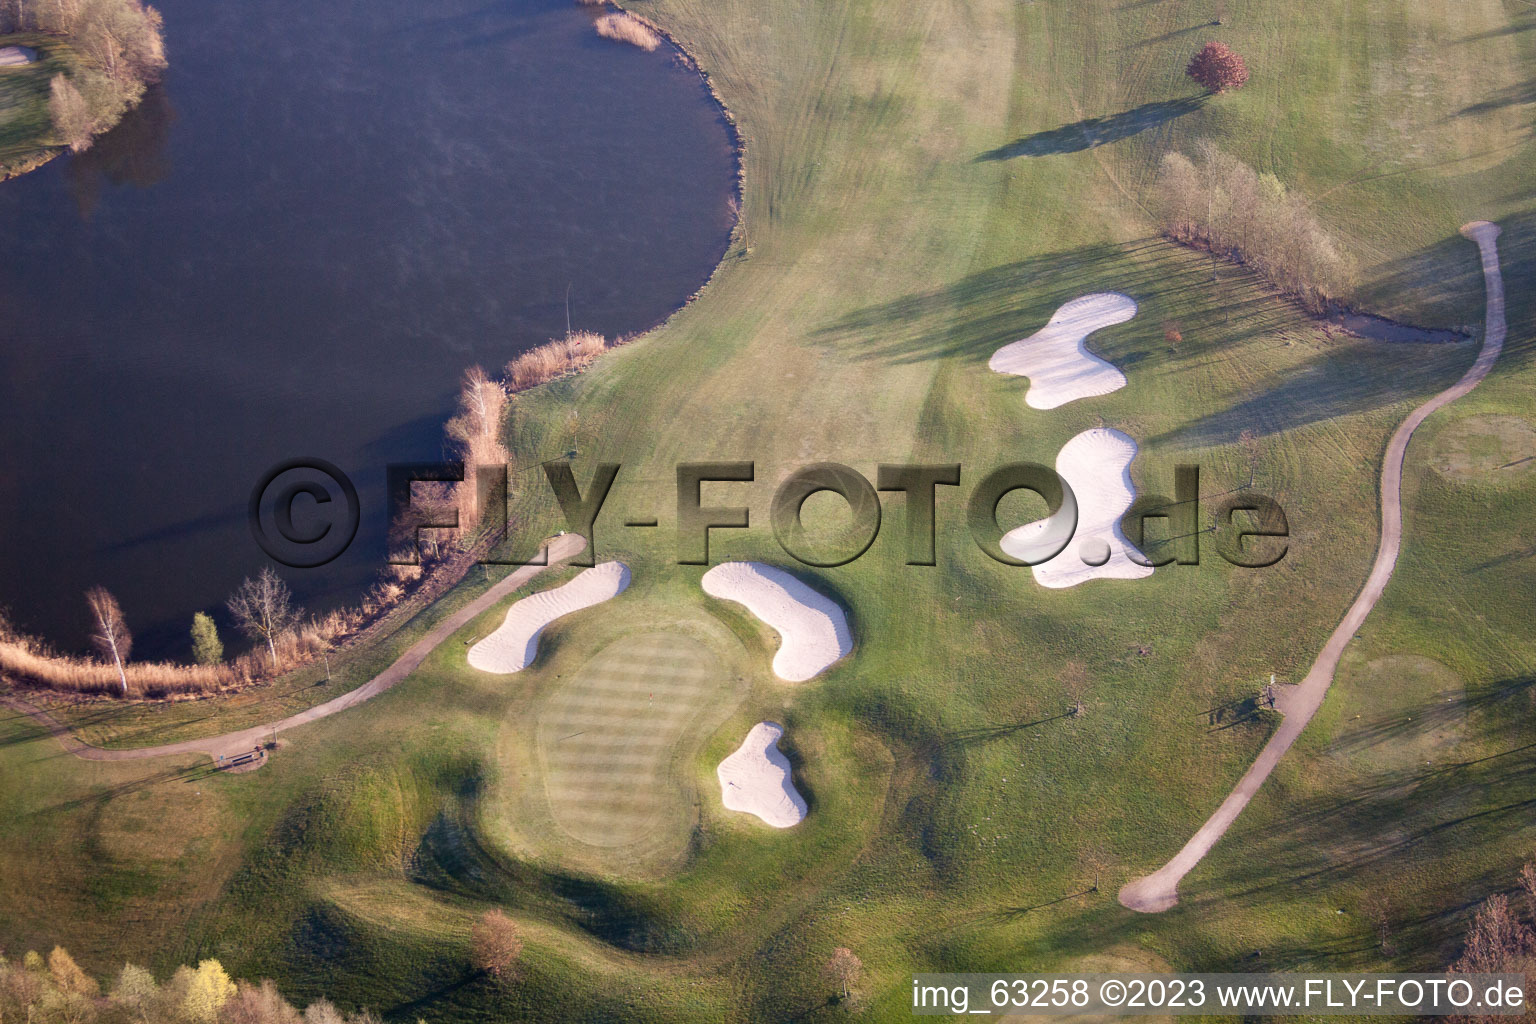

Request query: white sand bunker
[
  {"left": 701, "top": 562, "right": 851, "bottom": 682},
  {"left": 0, "top": 46, "right": 39, "bottom": 67},
  {"left": 717, "top": 721, "right": 806, "bottom": 827},
  {"left": 467, "top": 561, "right": 630, "bottom": 673},
  {"left": 989, "top": 293, "right": 1138, "bottom": 409},
  {"left": 1003, "top": 428, "right": 1154, "bottom": 588}
]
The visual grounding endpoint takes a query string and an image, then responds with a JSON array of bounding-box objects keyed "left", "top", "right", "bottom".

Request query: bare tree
[
  {"left": 49, "top": 75, "right": 95, "bottom": 152},
  {"left": 1449, "top": 880, "right": 1536, "bottom": 1024},
  {"left": 221, "top": 979, "right": 300, "bottom": 1024},
  {"left": 825, "top": 946, "right": 862, "bottom": 1000},
  {"left": 227, "top": 567, "right": 300, "bottom": 668},
  {"left": 86, "top": 586, "right": 132, "bottom": 694},
  {"left": 470, "top": 909, "right": 523, "bottom": 982}
]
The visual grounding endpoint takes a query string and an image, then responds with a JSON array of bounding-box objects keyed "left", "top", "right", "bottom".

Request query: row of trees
[
  {"left": 0, "top": 0, "right": 166, "bottom": 79},
  {"left": 0, "top": 949, "right": 387, "bottom": 1024},
  {"left": 1, "top": 0, "right": 168, "bottom": 152},
  {"left": 77, "top": 569, "right": 299, "bottom": 695},
  {"left": 3, "top": 925, "right": 856, "bottom": 1021},
  {"left": 1153, "top": 139, "right": 1354, "bottom": 312}
]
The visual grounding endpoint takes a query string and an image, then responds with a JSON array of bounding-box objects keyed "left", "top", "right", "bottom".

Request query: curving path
[
  {"left": 2, "top": 533, "right": 586, "bottom": 764},
  {"left": 1120, "top": 222, "right": 1507, "bottom": 913}
]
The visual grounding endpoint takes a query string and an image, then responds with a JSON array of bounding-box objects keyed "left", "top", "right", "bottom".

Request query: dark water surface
[{"left": 0, "top": 0, "right": 735, "bottom": 655}]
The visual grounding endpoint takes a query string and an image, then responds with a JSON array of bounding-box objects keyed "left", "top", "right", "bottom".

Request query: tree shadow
[
  {"left": 1156, "top": 215, "right": 1536, "bottom": 448},
  {"left": 1147, "top": 339, "right": 1475, "bottom": 448},
  {"left": 995, "top": 886, "right": 1098, "bottom": 918},
  {"left": 1469, "top": 544, "right": 1536, "bottom": 573},
  {"left": 1328, "top": 679, "right": 1535, "bottom": 760},
  {"left": 921, "top": 714, "right": 1077, "bottom": 759},
  {"left": 1125, "top": 23, "right": 1213, "bottom": 49},
  {"left": 813, "top": 237, "right": 1310, "bottom": 372},
  {"left": 975, "top": 96, "right": 1205, "bottom": 161},
  {"left": 1454, "top": 79, "right": 1536, "bottom": 117},
  {"left": 1179, "top": 684, "right": 1536, "bottom": 932},
  {"left": 1456, "top": 20, "right": 1536, "bottom": 44}
]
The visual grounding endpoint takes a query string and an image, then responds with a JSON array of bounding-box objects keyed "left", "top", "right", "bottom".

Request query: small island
[{"left": 0, "top": 0, "right": 166, "bottom": 179}]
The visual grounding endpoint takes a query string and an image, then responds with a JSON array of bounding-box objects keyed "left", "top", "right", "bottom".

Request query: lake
[{"left": 0, "top": 0, "right": 736, "bottom": 656}]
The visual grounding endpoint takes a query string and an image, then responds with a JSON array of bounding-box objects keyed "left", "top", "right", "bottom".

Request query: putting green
[
  {"left": 536, "top": 631, "right": 745, "bottom": 853},
  {"left": 1428, "top": 414, "right": 1536, "bottom": 484},
  {"left": 1326, "top": 655, "right": 1466, "bottom": 771}
]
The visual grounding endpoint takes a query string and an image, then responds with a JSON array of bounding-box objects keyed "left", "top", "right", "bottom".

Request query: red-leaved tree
[{"left": 1186, "top": 41, "right": 1249, "bottom": 93}]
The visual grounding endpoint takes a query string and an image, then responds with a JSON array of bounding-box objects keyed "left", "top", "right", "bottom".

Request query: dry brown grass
[
  {"left": 505, "top": 331, "right": 610, "bottom": 391},
  {"left": 0, "top": 629, "right": 246, "bottom": 698},
  {"left": 445, "top": 366, "right": 512, "bottom": 529},
  {"left": 594, "top": 12, "right": 660, "bottom": 51}
]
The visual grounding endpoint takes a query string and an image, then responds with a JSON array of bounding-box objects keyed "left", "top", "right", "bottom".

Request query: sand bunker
[
  {"left": 700, "top": 562, "right": 851, "bottom": 682},
  {"left": 468, "top": 561, "right": 630, "bottom": 674},
  {"left": 1002, "top": 427, "right": 1153, "bottom": 588},
  {"left": 989, "top": 293, "right": 1138, "bottom": 409},
  {"left": 0, "top": 46, "right": 39, "bottom": 67},
  {"left": 717, "top": 721, "right": 806, "bottom": 827}
]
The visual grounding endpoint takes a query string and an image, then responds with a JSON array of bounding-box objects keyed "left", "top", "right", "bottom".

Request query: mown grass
[{"left": 0, "top": 0, "right": 1534, "bottom": 1020}]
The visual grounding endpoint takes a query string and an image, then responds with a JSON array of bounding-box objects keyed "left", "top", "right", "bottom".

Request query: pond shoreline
[{"left": 0, "top": 0, "right": 748, "bottom": 701}]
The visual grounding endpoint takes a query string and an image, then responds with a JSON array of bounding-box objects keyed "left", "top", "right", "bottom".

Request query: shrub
[
  {"left": 470, "top": 909, "right": 524, "bottom": 980},
  {"left": 191, "top": 611, "right": 224, "bottom": 665},
  {"left": 1185, "top": 41, "right": 1249, "bottom": 93},
  {"left": 1153, "top": 140, "right": 1353, "bottom": 312},
  {"left": 594, "top": 11, "right": 659, "bottom": 51}
]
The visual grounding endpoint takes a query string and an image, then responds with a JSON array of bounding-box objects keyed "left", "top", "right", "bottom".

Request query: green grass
[
  {"left": 0, "top": 33, "right": 73, "bottom": 177},
  {"left": 521, "top": 629, "right": 747, "bottom": 875},
  {"left": 1, "top": 0, "right": 1535, "bottom": 1019}
]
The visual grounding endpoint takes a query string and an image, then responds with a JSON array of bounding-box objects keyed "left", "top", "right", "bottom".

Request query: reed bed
[
  {"left": 0, "top": 554, "right": 443, "bottom": 699},
  {"left": 594, "top": 12, "right": 660, "bottom": 51},
  {"left": 0, "top": 629, "right": 245, "bottom": 698},
  {"left": 505, "top": 331, "right": 610, "bottom": 391}
]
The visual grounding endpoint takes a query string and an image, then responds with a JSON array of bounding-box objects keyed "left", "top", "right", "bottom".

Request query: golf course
[{"left": 1, "top": 0, "right": 1534, "bottom": 1019}]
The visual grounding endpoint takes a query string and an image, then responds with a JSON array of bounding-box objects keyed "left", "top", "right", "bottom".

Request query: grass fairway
[{"left": 2, "top": 0, "right": 1535, "bottom": 1019}]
